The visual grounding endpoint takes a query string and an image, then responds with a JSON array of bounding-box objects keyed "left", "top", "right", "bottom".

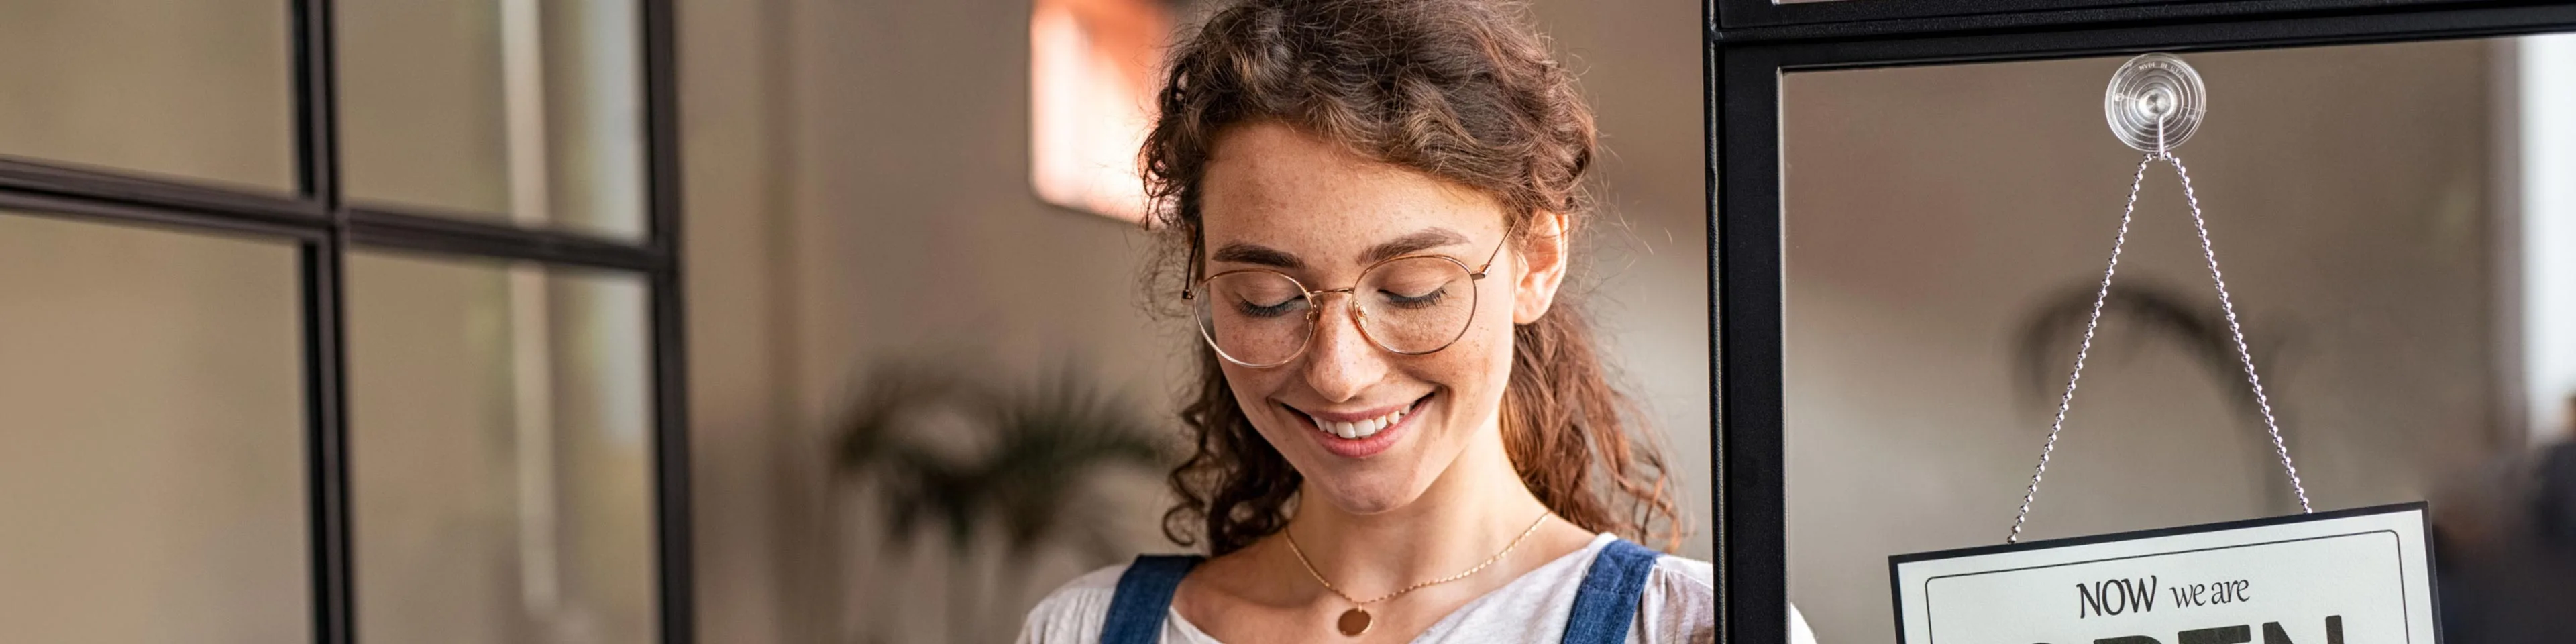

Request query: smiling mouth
[{"left": 1285, "top": 394, "right": 1434, "bottom": 440}]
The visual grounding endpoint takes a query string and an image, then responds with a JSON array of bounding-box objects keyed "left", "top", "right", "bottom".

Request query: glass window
[
  {"left": 0, "top": 211, "right": 307, "bottom": 642},
  {"left": 339, "top": 0, "right": 647, "bottom": 240},
  {"left": 1030, "top": 0, "right": 1167, "bottom": 223},
  {"left": 0, "top": 0, "right": 296, "bottom": 190},
  {"left": 1778, "top": 39, "right": 2520, "bottom": 642},
  {"left": 347, "top": 252, "right": 657, "bottom": 644}
]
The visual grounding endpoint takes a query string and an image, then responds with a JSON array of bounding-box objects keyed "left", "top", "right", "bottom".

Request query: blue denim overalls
[{"left": 1097, "top": 539, "right": 1662, "bottom": 644}]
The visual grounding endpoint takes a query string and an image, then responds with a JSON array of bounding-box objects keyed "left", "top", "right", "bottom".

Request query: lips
[
  {"left": 1284, "top": 394, "right": 1431, "bottom": 460},
  {"left": 1303, "top": 406, "right": 1406, "bottom": 439}
]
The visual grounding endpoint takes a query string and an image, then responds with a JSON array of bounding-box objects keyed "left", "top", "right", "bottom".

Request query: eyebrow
[
  {"left": 1361, "top": 228, "right": 1470, "bottom": 264},
  {"left": 1210, "top": 242, "right": 1303, "bottom": 269},
  {"left": 1207, "top": 227, "right": 1472, "bottom": 270}
]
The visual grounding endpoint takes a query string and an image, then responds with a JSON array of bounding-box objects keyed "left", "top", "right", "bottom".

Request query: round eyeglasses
[{"left": 1184, "top": 239, "right": 1507, "bottom": 368}]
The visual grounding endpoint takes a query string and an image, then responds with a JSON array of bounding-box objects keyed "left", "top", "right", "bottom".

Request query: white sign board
[{"left": 1890, "top": 503, "right": 2439, "bottom": 644}]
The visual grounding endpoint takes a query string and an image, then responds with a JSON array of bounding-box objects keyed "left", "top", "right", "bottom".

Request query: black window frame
[
  {"left": 1706, "top": 1, "right": 2576, "bottom": 641},
  {"left": 0, "top": 0, "right": 691, "bottom": 642}
]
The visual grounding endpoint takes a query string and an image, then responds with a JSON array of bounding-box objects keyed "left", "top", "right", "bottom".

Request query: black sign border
[{"left": 1884, "top": 501, "right": 2438, "bottom": 644}]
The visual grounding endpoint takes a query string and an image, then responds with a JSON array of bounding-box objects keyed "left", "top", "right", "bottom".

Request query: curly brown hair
[{"left": 1142, "top": 0, "right": 1685, "bottom": 557}]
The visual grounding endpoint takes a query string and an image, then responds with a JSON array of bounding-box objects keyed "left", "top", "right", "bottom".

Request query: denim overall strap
[
  {"left": 1560, "top": 539, "right": 1660, "bottom": 644},
  {"left": 1100, "top": 554, "right": 1204, "bottom": 644}
]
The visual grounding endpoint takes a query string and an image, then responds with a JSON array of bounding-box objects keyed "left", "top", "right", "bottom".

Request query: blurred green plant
[{"left": 832, "top": 359, "right": 1167, "bottom": 643}]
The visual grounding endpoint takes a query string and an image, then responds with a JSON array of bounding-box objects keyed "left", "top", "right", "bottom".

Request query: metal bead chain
[
  {"left": 2167, "top": 154, "right": 2312, "bottom": 515},
  {"left": 2008, "top": 154, "right": 2152, "bottom": 545},
  {"left": 2008, "top": 152, "right": 2313, "bottom": 544}
]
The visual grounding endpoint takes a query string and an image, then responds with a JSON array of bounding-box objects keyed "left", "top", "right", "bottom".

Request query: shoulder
[
  {"left": 1648, "top": 552, "right": 1713, "bottom": 596},
  {"left": 1015, "top": 564, "right": 1129, "bottom": 644},
  {"left": 1636, "top": 551, "right": 1716, "bottom": 644}
]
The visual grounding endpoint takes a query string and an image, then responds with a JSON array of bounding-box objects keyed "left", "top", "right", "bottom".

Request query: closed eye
[
  {"left": 1376, "top": 286, "right": 1448, "bottom": 309},
  {"left": 1236, "top": 294, "right": 1307, "bottom": 318}
]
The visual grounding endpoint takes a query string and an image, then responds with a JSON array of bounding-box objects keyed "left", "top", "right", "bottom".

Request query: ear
[{"left": 1511, "top": 212, "right": 1570, "bottom": 325}]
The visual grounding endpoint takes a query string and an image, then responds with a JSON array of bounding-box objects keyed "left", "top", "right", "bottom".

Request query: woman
[{"left": 1020, "top": 1, "right": 1715, "bottom": 642}]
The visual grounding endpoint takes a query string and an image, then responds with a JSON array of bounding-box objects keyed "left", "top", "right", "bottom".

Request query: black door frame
[
  {"left": 0, "top": 1, "right": 692, "bottom": 641},
  {"left": 1705, "top": 1, "right": 2576, "bottom": 641}
]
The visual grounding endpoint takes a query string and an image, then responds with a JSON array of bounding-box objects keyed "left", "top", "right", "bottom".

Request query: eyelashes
[
  {"left": 1235, "top": 295, "right": 1307, "bottom": 318},
  {"left": 1377, "top": 286, "right": 1449, "bottom": 309}
]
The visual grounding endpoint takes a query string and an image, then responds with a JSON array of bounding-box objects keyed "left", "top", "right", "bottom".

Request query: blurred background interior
[
  {"left": 0, "top": 0, "right": 1706, "bottom": 643},
  {"left": 4, "top": 1, "right": 2572, "bottom": 643}
]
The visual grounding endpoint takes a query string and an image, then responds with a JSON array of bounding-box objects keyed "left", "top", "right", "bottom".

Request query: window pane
[
  {"left": 339, "top": 0, "right": 648, "bottom": 240},
  {"left": 347, "top": 252, "right": 657, "bottom": 644},
  {"left": 0, "top": 0, "right": 296, "bottom": 189},
  {"left": 0, "top": 212, "right": 307, "bottom": 642},
  {"left": 1780, "top": 40, "right": 2505, "bottom": 642},
  {"left": 1030, "top": 0, "right": 1168, "bottom": 223}
]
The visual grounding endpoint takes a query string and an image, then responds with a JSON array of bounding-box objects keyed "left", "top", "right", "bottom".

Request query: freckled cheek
[
  {"left": 1218, "top": 364, "right": 1289, "bottom": 413},
  {"left": 1411, "top": 319, "right": 1516, "bottom": 419}
]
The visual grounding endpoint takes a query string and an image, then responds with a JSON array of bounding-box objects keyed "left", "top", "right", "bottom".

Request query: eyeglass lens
[{"left": 1193, "top": 256, "right": 1480, "bottom": 366}]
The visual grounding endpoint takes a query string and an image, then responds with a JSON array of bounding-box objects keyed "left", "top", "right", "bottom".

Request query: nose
[{"left": 1301, "top": 292, "right": 1388, "bottom": 404}]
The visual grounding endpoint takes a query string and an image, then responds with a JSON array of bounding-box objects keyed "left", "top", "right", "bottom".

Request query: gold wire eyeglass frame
[{"left": 1182, "top": 237, "right": 1509, "bottom": 368}]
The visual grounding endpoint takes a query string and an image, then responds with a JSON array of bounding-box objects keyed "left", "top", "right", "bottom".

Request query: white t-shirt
[{"left": 1016, "top": 533, "right": 1717, "bottom": 644}]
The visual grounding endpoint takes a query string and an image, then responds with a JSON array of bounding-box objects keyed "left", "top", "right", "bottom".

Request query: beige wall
[
  {"left": 1781, "top": 41, "right": 2502, "bottom": 643},
  {"left": 680, "top": 0, "right": 1714, "bottom": 641}
]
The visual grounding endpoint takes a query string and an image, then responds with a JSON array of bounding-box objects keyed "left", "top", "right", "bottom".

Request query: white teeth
[{"left": 1306, "top": 406, "right": 1409, "bottom": 440}]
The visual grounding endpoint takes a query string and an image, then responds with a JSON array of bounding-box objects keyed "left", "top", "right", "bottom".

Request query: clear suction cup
[{"left": 2104, "top": 53, "right": 2204, "bottom": 153}]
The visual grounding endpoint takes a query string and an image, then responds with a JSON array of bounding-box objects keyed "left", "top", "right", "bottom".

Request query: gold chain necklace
[{"left": 1281, "top": 512, "right": 1552, "bottom": 637}]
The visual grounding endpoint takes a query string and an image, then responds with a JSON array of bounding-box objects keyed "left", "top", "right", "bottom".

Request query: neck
[{"left": 1280, "top": 420, "right": 1559, "bottom": 597}]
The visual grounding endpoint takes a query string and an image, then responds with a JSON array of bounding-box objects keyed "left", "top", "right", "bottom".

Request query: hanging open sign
[
  {"left": 1884, "top": 53, "right": 2443, "bottom": 644},
  {"left": 1889, "top": 503, "right": 2438, "bottom": 644}
]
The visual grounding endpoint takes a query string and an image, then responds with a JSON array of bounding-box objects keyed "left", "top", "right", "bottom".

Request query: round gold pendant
[{"left": 1336, "top": 608, "right": 1372, "bottom": 637}]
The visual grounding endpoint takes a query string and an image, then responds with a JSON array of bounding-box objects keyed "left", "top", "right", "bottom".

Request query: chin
[
  {"left": 1306, "top": 480, "right": 1425, "bottom": 516},
  {"left": 1299, "top": 458, "right": 1441, "bottom": 515}
]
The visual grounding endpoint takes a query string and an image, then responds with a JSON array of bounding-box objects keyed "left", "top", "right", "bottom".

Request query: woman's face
[{"left": 1197, "top": 122, "right": 1566, "bottom": 515}]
